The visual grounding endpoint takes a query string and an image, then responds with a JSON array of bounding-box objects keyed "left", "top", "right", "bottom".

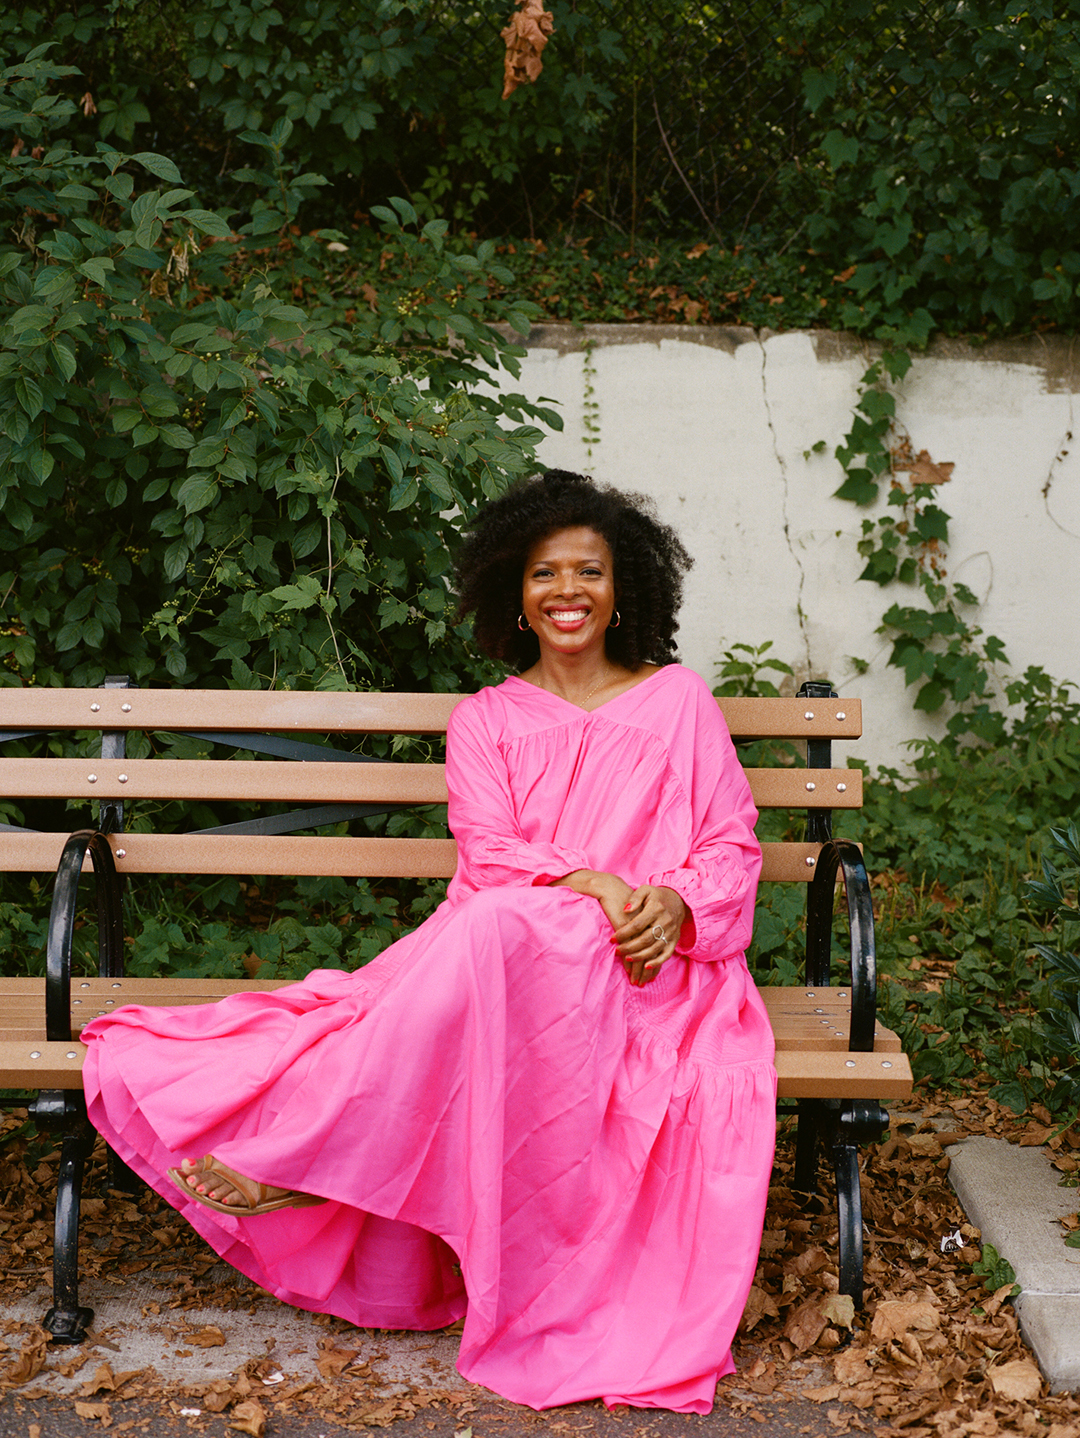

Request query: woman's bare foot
[
  {"left": 167, "top": 1156, "right": 326, "bottom": 1215},
  {"left": 177, "top": 1156, "right": 283, "bottom": 1206}
]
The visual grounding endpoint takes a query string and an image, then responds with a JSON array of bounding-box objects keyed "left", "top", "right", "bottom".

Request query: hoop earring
[
  {"left": 517, "top": 613, "right": 531, "bottom": 631},
  {"left": 608, "top": 611, "right": 621, "bottom": 629}
]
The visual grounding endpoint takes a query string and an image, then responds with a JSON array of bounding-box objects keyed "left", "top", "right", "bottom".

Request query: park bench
[{"left": 0, "top": 678, "right": 911, "bottom": 1344}]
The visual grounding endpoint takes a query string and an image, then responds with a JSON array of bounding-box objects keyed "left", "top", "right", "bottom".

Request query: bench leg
[
  {"left": 789, "top": 1098, "right": 888, "bottom": 1308},
  {"left": 107, "top": 1146, "right": 142, "bottom": 1195},
  {"left": 832, "top": 1137, "right": 864, "bottom": 1306},
  {"left": 792, "top": 1099, "right": 821, "bottom": 1194},
  {"left": 831, "top": 1100, "right": 889, "bottom": 1310},
  {"left": 32, "top": 1092, "right": 95, "bottom": 1344}
]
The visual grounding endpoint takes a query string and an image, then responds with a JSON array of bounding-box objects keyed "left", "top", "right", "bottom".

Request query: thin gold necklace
[{"left": 576, "top": 673, "right": 609, "bottom": 708}]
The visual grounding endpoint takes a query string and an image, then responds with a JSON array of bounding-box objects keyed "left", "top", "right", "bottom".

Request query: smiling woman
[{"left": 81, "top": 469, "right": 775, "bottom": 1417}]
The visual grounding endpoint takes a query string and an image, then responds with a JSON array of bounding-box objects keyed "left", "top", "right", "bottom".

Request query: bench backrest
[{"left": 0, "top": 684, "right": 861, "bottom": 884}]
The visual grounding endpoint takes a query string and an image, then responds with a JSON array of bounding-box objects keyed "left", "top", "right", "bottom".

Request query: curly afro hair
[{"left": 454, "top": 469, "right": 693, "bottom": 670}]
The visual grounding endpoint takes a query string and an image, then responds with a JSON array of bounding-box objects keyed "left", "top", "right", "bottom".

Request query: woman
[{"left": 81, "top": 470, "right": 776, "bottom": 1414}]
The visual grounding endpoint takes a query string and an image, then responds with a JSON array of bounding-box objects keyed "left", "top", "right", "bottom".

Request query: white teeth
[{"left": 549, "top": 609, "right": 588, "bottom": 621}]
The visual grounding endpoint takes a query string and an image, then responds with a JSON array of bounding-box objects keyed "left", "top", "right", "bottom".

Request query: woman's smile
[{"left": 546, "top": 606, "right": 590, "bottom": 629}]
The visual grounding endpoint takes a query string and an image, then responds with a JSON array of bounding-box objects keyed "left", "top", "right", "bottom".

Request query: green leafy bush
[
  {"left": 796, "top": 0, "right": 1080, "bottom": 343},
  {"left": 1025, "top": 823, "right": 1080, "bottom": 1114},
  {"left": 0, "top": 48, "right": 557, "bottom": 698},
  {"left": 0, "top": 45, "right": 564, "bottom": 982},
  {"left": 0, "top": 1, "right": 621, "bottom": 233}
]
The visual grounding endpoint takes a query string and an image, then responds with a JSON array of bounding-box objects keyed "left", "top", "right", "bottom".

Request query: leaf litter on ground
[
  {"left": 3, "top": 1092, "right": 1080, "bottom": 1433},
  {"left": 724, "top": 1088, "right": 1080, "bottom": 1436}
]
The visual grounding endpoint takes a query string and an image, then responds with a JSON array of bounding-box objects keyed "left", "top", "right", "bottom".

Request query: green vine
[
  {"left": 828, "top": 350, "right": 1013, "bottom": 739},
  {"left": 581, "top": 336, "right": 601, "bottom": 459}
]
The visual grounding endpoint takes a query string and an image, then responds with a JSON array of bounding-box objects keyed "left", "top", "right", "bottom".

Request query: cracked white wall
[{"left": 496, "top": 326, "right": 1079, "bottom": 770}]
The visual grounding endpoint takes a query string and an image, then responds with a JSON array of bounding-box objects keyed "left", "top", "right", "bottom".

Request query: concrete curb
[{"left": 947, "top": 1134, "right": 1080, "bottom": 1392}]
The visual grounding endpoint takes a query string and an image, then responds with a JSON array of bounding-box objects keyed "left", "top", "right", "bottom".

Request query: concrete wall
[{"left": 502, "top": 325, "right": 1080, "bottom": 769}]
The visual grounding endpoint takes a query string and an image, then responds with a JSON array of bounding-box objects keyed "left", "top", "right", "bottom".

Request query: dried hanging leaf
[
  {"left": 500, "top": 0, "right": 555, "bottom": 100},
  {"left": 228, "top": 1399, "right": 267, "bottom": 1436},
  {"left": 988, "top": 1358, "right": 1042, "bottom": 1401},
  {"left": 892, "top": 447, "right": 955, "bottom": 486}
]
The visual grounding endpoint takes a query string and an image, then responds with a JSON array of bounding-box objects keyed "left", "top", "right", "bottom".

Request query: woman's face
[{"left": 521, "top": 526, "right": 616, "bottom": 660}]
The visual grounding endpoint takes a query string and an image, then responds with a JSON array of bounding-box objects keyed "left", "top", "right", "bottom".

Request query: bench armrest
[
  {"left": 805, "top": 838, "right": 876, "bottom": 1052},
  {"left": 45, "top": 832, "right": 124, "bottom": 1040}
]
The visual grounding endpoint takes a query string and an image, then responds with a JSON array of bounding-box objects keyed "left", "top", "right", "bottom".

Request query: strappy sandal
[{"left": 167, "top": 1156, "right": 327, "bottom": 1216}]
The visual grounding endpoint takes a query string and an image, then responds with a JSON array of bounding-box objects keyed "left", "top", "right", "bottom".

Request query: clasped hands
[{"left": 552, "top": 870, "right": 688, "bottom": 986}]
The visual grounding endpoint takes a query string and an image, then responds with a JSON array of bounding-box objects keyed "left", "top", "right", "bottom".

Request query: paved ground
[
  {"left": 1, "top": 1266, "right": 846, "bottom": 1438},
  {"left": 5, "top": 1110, "right": 1080, "bottom": 1436}
]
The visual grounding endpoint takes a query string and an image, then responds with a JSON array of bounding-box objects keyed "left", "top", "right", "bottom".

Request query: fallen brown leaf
[
  {"left": 988, "top": 1358, "right": 1042, "bottom": 1401},
  {"left": 228, "top": 1398, "right": 267, "bottom": 1436},
  {"left": 0, "top": 1326, "right": 47, "bottom": 1387},
  {"left": 739, "top": 1284, "right": 780, "bottom": 1333},
  {"left": 870, "top": 1300, "right": 940, "bottom": 1342},
  {"left": 833, "top": 1347, "right": 874, "bottom": 1386},
  {"left": 187, "top": 1324, "right": 226, "bottom": 1347},
  {"left": 820, "top": 1293, "right": 855, "bottom": 1329},
  {"left": 74, "top": 1400, "right": 112, "bottom": 1426},
  {"left": 804, "top": 1383, "right": 842, "bottom": 1402},
  {"left": 784, "top": 1298, "right": 828, "bottom": 1353},
  {"left": 316, "top": 1342, "right": 361, "bottom": 1378}
]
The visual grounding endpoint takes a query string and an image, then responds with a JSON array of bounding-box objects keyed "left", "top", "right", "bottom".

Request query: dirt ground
[{"left": 2, "top": 1093, "right": 1080, "bottom": 1438}]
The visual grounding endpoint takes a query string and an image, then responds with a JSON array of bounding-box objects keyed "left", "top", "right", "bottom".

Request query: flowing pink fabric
[{"left": 82, "top": 665, "right": 776, "bottom": 1413}]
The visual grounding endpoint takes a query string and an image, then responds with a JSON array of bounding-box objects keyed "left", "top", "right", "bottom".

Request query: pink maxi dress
[{"left": 82, "top": 664, "right": 777, "bottom": 1414}]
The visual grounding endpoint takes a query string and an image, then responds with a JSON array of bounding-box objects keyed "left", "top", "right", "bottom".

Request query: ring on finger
[{"left": 652, "top": 924, "right": 666, "bottom": 943}]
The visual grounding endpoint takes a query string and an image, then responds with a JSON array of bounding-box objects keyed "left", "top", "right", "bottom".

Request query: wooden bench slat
[
  {"left": 0, "top": 978, "right": 293, "bottom": 997},
  {"left": 773, "top": 1049, "right": 912, "bottom": 1099},
  {"left": 745, "top": 768, "right": 861, "bottom": 809},
  {"left": 0, "top": 834, "right": 845, "bottom": 882},
  {"left": 0, "top": 1023, "right": 908, "bottom": 1058},
  {"left": 0, "top": 690, "right": 467, "bottom": 734},
  {"left": 0, "top": 1038, "right": 910, "bottom": 1098},
  {"left": 719, "top": 696, "right": 861, "bottom": 740},
  {"left": 0, "top": 979, "right": 903, "bottom": 1054},
  {"left": 0, "top": 690, "right": 862, "bottom": 741},
  {"left": 0, "top": 758, "right": 449, "bottom": 804},
  {"left": 0, "top": 1039, "right": 85, "bottom": 1088},
  {"left": 0, "top": 758, "right": 858, "bottom": 808},
  {"left": 0, "top": 833, "right": 459, "bottom": 877}
]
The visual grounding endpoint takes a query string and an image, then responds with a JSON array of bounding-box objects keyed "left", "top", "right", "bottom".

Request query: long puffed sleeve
[
  {"left": 644, "top": 677, "right": 761, "bottom": 963},
  {"left": 446, "top": 694, "right": 593, "bottom": 895}
]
